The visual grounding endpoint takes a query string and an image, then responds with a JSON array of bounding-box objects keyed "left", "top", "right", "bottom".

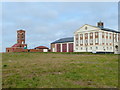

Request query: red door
[
  {"left": 57, "top": 44, "right": 61, "bottom": 52},
  {"left": 62, "top": 44, "right": 67, "bottom": 52},
  {"left": 69, "top": 43, "right": 73, "bottom": 52}
]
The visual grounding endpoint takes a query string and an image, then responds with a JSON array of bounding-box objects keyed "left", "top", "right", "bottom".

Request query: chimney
[{"left": 97, "top": 21, "right": 104, "bottom": 28}]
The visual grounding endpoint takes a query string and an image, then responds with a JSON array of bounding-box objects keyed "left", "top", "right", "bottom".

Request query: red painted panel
[
  {"left": 69, "top": 43, "right": 73, "bottom": 52},
  {"left": 57, "top": 44, "right": 61, "bottom": 52},
  {"left": 62, "top": 44, "right": 67, "bottom": 52}
]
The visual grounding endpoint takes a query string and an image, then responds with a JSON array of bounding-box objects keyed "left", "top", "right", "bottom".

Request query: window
[
  {"left": 85, "top": 39, "right": 88, "bottom": 44},
  {"left": 81, "top": 47, "right": 82, "bottom": 50},
  {"left": 80, "top": 34, "right": 83, "bottom": 39},
  {"left": 75, "top": 34, "right": 78, "bottom": 46},
  {"left": 102, "top": 32, "right": 104, "bottom": 38},
  {"left": 80, "top": 34, "right": 83, "bottom": 45},
  {"left": 95, "top": 32, "right": 99, "bottom": 45},
  {"left": 96, "top": 47, "right": 98, "bottom": 49},
  {"left": 110, "top": 47, "right": 112, "bottom": 50},
  {"left": 90, "top": 47, "right": 92, "bottom": 50},
  {"left": 90, "top": 33, "right": 93, "bottom": 36},
  {"left": 85, "top": 33, "right": 88, "bottom": 37},
  {"left": 95, "top": 32, "right": 99, "bottom": 36},
  {"left": 109, "top": 33, "right": 111, "bottom": 39},
  {"left": 90, "top": 39, "right": 93, "bottom": 45},
  {"left": 95, "top": 38, "right": 99, "bottom": 43},
  {"left": 80, "top": 40, "right": 83, "bottom": 44},
  {"left": 95, "top": 32, "right": 97, "bottom": 35},
  {"left": 103, "top": 48, "right": 106, "bottom": 51},
  {"left": 107, "top": 47, "right": 108, "bottom": 50},
  {"left": 106, "top": 33, "right": 108, "bottom": 38}
]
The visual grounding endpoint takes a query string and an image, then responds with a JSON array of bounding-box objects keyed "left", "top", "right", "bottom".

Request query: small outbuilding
[{"left": 34, "top": 46, "right": 49, "bottom": 52}]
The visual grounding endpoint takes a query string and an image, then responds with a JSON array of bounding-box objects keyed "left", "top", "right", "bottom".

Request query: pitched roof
[
  {"left": 12, "top": 43, "right": 21, "bottom": 47},
  {"left": 75, "top": 24, "right": 120, "bottom": 33},
  {"left": 51, "top": 37, "right": 74, "bottom": 44},
  {"left": 17, "top": 30, "right": 25, "bottom": 32},
  {"left": 100, "top": 27, "right": 120, "bottom": 33},
  {"left": 88, "top": 24, "right": 120, "bottom": 33},
  {"left": 35, "top": 46, "right": 49, "bottom": 49}
]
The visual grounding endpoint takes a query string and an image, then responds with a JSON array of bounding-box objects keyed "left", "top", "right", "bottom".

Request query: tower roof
[
  {"left": 35, "top": 46, "right": 49, "bottom": 49},
  {"left": 17, "top": 30, "right": 25, "bottom": 32}
]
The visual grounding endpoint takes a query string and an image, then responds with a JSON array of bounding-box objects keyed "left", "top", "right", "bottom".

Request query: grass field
[{"left": 2, "top": 52, "right": 118, "bottom": 88}]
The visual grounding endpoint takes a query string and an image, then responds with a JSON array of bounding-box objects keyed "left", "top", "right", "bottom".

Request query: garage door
[
  {"left": 69, "top": 43, "right": 73, "bottom": 52},
  {"left": 62, "top": 44, "right": 67, "bottom": 52},
  {"left": 57, "top": 44, "right": 61, "bottom": 52}
]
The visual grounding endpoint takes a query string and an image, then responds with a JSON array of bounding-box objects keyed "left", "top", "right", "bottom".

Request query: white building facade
[{"left": 74, "top": 22, "right": 120, "bottom": 54}]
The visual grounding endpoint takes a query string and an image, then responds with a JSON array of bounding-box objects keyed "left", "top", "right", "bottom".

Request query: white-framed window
[
  {"left": 80, "top": 40, "right": 83, "bottom": 44},
  {"left": 102, "top": 32, "right": 105, "bottom": 36},
  {"left": 106, "top": 33, "right": 108, "bottom": 38},
  {"left": 96, "top": 47, "right": 98, "bottom": 49},
  {"left": 81, "top": 47, "right": 83, "bottom": 50},
  {"left": 90, "top": 47, "right": 92, "bottom": 50},
  {"left": 90, "top": 33, "right": 92, "bottom": 36},
  {"left": 102, "top": 38, "right": 105, "bottom": 43},
  {"left": 85, "top": 39, "right": 88, "bottom": 44},
  {"left": 80, "top": 34, "right": 83, "bottom": 38},
  {"left": 110, "top": 47, "right": 112, "bottom": 50},
  {"left": 90, "top": 39, "right": 93, "bottom": 44},
  {"left": 95, "top": 38, "right": 99, "bottom": 43},
  {"left": 107, "top": 47, "right": 108, "bottom": 50},
  {"left": 95, "top": 32, "right": 98, "bottom": 36},
  {"left": 76, "top": 41, "right": 78, "bottom": 44}
]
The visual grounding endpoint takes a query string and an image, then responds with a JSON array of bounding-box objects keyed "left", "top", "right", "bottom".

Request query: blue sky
[{"left": 1, "top": 2, "right": 118, "bottom": 52}]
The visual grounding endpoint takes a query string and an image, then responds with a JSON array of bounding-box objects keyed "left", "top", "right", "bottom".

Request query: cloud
[{"left": 2, "top": 2, "right": 118, "bottom": 52}]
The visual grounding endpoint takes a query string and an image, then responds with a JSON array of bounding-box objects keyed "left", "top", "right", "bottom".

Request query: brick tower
[
  {"left": 17, "top": 30, "right": 25, "bottom": 44},
  {"left": 6, "top": 30, "right": 28, "bottom": 52},
  {"left": 16, "top": 30, "right": 27, "bottom": 49}
]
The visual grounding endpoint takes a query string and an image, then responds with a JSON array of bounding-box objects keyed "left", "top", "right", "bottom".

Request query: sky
[{"left": 1, "top": 2, "right": 118, "bottom": 52}]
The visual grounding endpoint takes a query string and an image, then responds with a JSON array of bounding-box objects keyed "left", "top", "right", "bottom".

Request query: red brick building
[
  {"left": 6, "top": 30, "right": 49, "bottom": 52},
  {"left": 6, "top": 30, "right": 28, "bottom": 52}
]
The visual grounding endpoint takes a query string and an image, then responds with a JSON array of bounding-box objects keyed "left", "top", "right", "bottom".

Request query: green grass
[{"left": 2, "top": 52, "right": 118, "bottom": 88}]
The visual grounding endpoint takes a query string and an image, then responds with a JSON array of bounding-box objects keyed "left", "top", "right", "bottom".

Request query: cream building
[{"left": 74, "top": 21, "right": 120, "bottom": 54}]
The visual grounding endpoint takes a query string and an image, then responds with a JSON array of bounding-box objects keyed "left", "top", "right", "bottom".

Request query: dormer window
[{"left": 85, "top": 26, "right": 87, "bottom": 30}]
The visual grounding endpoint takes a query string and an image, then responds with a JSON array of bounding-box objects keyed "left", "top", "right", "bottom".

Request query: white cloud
[{"left": 2, "top": 2, "right": 118, "bottom": 52}]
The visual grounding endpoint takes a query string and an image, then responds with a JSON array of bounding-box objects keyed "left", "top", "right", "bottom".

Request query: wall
[
  {"left": 29, "top": 49, "right": 43, "bottom": 52},
  {"left": 51, "top": 42, "right": 73, "bottom": 52},
  {"left": 74, "top": 24, "right": 120, "bottom": 53},
  {"left": 6, "top": 48, "right": 28, "bottom": 52}
]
